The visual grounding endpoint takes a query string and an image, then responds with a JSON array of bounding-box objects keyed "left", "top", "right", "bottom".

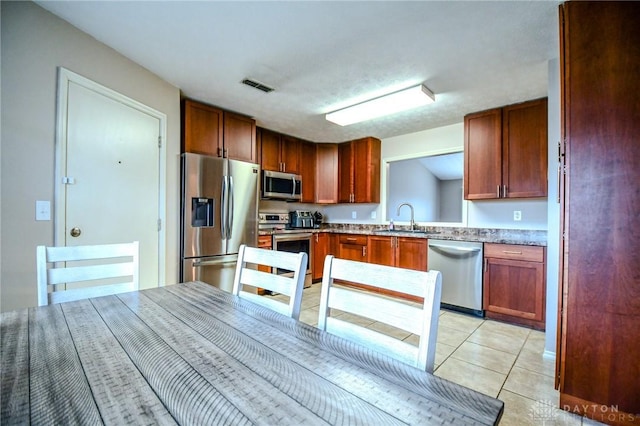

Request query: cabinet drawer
[
  {"left": 339, "top": 235, "right": 368, "bottom": 245},
  {"left": 484, "top": 243, "right": 544, "bottom": 262},
  {"left": 258, "top": 235, "right": 272, "bottom": 248}
]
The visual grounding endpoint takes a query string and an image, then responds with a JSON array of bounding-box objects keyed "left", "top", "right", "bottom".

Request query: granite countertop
[{"left": 261, "top": 224, "right": 547, "bottom": 246}]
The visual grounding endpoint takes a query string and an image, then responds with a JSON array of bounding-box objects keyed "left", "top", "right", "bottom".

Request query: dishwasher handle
[{"left": 428, "top": 243, "right": 481, "bottom": 258}]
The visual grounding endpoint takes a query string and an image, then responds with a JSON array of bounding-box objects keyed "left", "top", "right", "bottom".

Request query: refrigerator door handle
[
  {"left": 192, "top": 255, "right": 238, "bottom": 268},
  {"left": 221, "top": 176, "right": 228, "bottom": 240},
  {"left": 228, "top": 176, "right": 234, "bottom": 239}
]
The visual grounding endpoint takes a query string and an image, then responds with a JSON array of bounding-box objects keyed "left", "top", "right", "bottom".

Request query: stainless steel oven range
[
  {"left": 271, "top": 232, "right": 313, "bottom": 288},
  {"left": 259, "top": 211, "right": 313, "bottom": 288}
]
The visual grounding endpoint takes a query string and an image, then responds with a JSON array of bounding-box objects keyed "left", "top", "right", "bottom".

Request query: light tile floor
[{"left": 279, "top": 283, "right": 604, "bottom": 426}]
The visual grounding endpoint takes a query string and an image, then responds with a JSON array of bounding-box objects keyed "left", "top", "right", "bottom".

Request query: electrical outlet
[
  {"left": 351, "top": 211, "right": 357, "bottom": 219},
  {"left": 36, "top": 200, "right": 51, "bottom": 221},
  {"left": 371, "top": 211, "right": 377, "bottom": 219},
  {"left": 513, "top": 210, "right": 522, "bottom": 221}
]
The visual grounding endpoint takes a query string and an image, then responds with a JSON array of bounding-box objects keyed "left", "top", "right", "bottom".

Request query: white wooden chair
[
  {"left": 318, "top": 255, "right": 442, "bottom": 372},
  {"left": 232, "top": 244, "right": 308, "bottom": 320},
  {"left": 36, "top": 241, "right": 139, "bottom": 306}
]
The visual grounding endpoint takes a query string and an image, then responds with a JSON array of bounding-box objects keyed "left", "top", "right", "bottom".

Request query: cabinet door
[
  {"left": 395, "top": 237, "right": 427, "bottom": 271},
  {"left": 338, "top": 235, "right": 367, "bottom": 262},
  {"left": 223, "top": 111, "right": 256, "bottom": 163},
  {"left": 464, "top": 108, "right": 502, "bottom": 199},
  {"left": 353, "top": 137, "right": 381, "bottom": 203},
  {"left": 280, "top": 135, "right": 301, "bottom": 174},
  {"left": 299, "top": 141, "right": 316, "bottom": 203},
  {"left": 315, "top": 143, "right": 338, "bottom": 204},
  {"left": 313, "top": 233, "right": 329, "bottom": 281},
  {"left": 338, "top": 142, "right": 354, "bottom": 202},
  {"left": 259, "top": 128, "right": 281, "bottom": 171},
  {"left": 483, "top": 257, "right": 545, "bottom": 327},
  {"left": 367, "top": 236, "right": 394, "bottom": 267},
  {"left": 182, "top": 100, "right": 223, "bottom": 156},
  {"left": 558, "top": 2, "right": 640, "bottom": 415},
  {"left": 502, "top": 98, "right": 548, "bottom": 198}
]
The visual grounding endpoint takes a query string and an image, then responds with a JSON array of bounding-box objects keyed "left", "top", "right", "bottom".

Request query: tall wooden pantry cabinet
[{"left": 556, "top": 2, "right": 640, "bottom": 424}]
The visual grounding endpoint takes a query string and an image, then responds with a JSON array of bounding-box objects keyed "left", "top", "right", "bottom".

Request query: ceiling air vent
[{"left": 242, "top": 78, "right": 274, "bottom": 93}]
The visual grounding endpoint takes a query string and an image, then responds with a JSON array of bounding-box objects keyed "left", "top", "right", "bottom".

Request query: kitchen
[{"left": 2, "top": 1, "right": 638, "bottom": 425}]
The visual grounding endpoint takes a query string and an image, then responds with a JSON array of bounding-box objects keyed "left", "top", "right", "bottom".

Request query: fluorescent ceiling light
[{"left": 326, "top": 84, "right": 435, "bottom": 126}]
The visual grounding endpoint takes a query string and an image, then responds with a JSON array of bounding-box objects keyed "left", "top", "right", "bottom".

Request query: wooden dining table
[{"left": 1, "top": 281, "right": 503, "bottom": 425}]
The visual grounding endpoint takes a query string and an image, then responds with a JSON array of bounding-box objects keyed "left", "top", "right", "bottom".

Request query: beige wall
[{"left": 1, "top": 1, "right": 182, "bottom": 311}]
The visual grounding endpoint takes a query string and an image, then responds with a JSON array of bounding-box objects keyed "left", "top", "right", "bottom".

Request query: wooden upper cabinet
[
  {"left": 280, "top": 135, "right": 301, "bottom": 174},
  {"left": 223, "top": 111, "right": 257, "bottom": 163},
  {"left": 258, "top": 128, "right": 301, "bottom": 173},
  {"left": 182, "top": 99, "right": 256, "bottom": 162},
  {"left": 464, "top": 98, "right": 547, "bottom": 200},
  {"left": 315, "top": 143, "right": 338, "bottom": 204},
  {"left": 259, "top": 128, "right": 282, "bottom": 171},
  {"left": 464, "top": 108, "right": 502, "bottom": 199},
  {"left": 299, "top": 140, "right": 316, "bottom": 203},
  {"left": 338, "top": 137, "right": 381, "bottom": 203},
  {"left": 338, "top": 142, "right": 354, "bottom": 203},
  {"left": 502, "top": 98, "right": 548, "bottom": 198},
  {"left": 182, "top": 99, "right": 223, "bottom": 156}
]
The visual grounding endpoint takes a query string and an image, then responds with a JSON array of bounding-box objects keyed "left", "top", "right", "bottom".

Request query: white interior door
[{"left": 57, "top": 71, "right": 163, "bottom": 289}]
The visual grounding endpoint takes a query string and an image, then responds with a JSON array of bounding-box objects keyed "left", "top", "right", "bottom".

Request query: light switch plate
[
  {"left": 351, "top": 211, "right": 357, "bottom": 219},
  {"left": 36, "top": 200, "right": 51, "bottom": 221}
]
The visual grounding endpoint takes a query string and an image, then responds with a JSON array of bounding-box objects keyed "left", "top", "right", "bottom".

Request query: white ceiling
[{"left": 36, "top": 1, "right": 560, "bottom": 143}]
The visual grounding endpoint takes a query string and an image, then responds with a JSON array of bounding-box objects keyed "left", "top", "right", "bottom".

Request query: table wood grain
[{"left": 1, "top": 281, "right": 503, "bottom": 425}]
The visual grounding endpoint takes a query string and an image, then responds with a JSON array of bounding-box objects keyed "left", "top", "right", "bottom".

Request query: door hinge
[
  {"left": 158, "top": 136, "right": 162, "bottom": 148},
  {"left": 157, "top": 219, "right": 162, "bottom": 231}
]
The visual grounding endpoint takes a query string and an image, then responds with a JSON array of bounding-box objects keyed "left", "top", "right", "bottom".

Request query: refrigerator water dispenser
[{"left": 192, "top": 198, "right": 214, "bottom": 227}]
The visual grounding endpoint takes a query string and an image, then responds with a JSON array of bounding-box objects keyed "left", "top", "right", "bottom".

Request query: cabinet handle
[
  {"left": 346, "top": 237, "right": 357, "bottom": 242},
  {"left": 223, "top": 148, "right": 228, "bottom": 158},
  {"left": 502, "top": 250, "right": 522, "bottom": 255},
  {"left": 484, "top": 258, "right": 488, "bottom": 272},
  {"left": 497, "top": 185, "right": 501, "bottom": 198},
  {"left": 362, "top": 246, "right": 367, "bottom": 257},
  {"left": 217, "top": 147, "right": 223, "bottom": 157},
  {"left": 557, "top": 164, "right": 562, "bottom": 204},
  {"left": 503, "top": 185, "right": 507, "bottom": 197}
]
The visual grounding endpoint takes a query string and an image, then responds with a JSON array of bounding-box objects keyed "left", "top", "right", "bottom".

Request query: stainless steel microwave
[{"left": 262, "top": 170, "right": 302, "bottom": 201}]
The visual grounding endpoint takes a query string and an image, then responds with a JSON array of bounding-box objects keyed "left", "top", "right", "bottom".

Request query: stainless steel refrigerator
[{"left": 180, "top": 152, "right": 259, "bottom": 292}]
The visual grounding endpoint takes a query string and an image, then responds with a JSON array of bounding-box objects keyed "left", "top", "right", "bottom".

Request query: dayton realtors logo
[{"left": 530, "top": 399, "right": 637, "bottom": 424}]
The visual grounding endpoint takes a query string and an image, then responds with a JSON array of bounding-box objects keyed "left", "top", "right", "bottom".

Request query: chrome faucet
[{"left": 396, "top": 202, "right": 416, "bottom": 231}]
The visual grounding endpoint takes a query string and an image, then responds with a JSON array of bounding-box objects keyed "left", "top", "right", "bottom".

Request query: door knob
[{"left": 70, "top": 227, "right": 82, "bottom": 237}]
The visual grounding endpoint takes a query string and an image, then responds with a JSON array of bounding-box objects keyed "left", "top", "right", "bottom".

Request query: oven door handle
[{"left": 272, "top": 233, "right": 313, "bottom": 242}]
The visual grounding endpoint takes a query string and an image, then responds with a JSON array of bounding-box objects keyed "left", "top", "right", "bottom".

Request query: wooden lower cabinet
[
  {"left": 356, "top": 236, "right": 426, "bottom": 302},
  {"left": 337, "top": 234, "right": 368, "bottom": 262},
  {"left": 367, "top": 236, "right": 427, "bottom": 272},
  {"left": 483, "top": 243, "right": 545, "bottom": 330},
  {"left": 256, "top": 235, "right": 273, "bottom": 295},
  {"left": 312, "top": 232, "right": 331, "bottom": 281}
]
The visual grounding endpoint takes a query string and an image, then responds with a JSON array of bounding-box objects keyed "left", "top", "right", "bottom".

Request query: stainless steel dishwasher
[{"left": 427, "top": 239, "right": 484, "bottom": 316}]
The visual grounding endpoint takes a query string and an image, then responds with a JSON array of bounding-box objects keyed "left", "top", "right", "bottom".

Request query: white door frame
[{"left": 54, "top": 67, "right": 167, "bottom": 286}]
